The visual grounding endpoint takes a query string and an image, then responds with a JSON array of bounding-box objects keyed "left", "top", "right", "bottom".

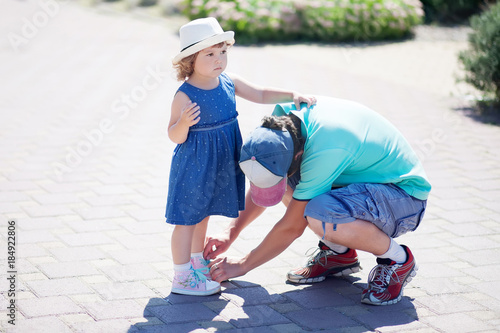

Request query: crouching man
[{"left": 205, "top": 96, "right": 431, "bottom": 305}]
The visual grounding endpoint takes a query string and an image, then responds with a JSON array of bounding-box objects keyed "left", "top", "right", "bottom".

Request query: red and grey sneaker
[
  {"left": 287, "top": 241, "right": 362, "bottom": 284},
  {"left": 361, "top": 245, "right": 418, "bottom": 306}
]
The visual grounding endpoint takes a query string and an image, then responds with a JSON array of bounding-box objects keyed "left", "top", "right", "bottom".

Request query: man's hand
[
  {"left": 204, "top": 234, "right": 231, "bottom": 260},
  {"left": 208, "top": 257, "right": 246, "bottom": 283}
]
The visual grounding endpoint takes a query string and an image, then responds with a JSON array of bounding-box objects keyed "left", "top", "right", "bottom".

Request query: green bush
[
  {"left": 181, "top": 0, "right": 425, "bottom": 43},
  {"left": 420, "top": 0, "right": 493, "bottom": 23},
  {"left": 459, "top": 2, "right": 500, "bottom": 105}
]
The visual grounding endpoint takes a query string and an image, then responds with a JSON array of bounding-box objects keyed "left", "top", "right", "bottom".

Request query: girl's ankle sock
[{"left": 173, "top": 262, "right": 191, "bottom": 272}]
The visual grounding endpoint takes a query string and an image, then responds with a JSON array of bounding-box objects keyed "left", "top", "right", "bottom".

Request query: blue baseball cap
[{"left": 239, "top": 127, "right": 294, "bottom": 207}]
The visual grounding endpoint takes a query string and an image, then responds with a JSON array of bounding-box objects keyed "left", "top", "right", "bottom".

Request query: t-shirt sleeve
[{"left": 293, "top": 148, "right": 353, "bottom": 200}]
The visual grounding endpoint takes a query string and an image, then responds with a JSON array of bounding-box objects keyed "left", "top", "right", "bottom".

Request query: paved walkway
[{"left": 1, "top": 1, "right": 500, "bottom": 332}]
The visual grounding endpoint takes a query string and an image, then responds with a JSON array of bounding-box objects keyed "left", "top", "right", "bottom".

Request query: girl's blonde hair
[{"left": 173, "top": 41, "right": 233, "bottom": 81}]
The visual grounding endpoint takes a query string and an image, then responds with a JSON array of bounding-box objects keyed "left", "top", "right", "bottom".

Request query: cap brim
[
  {"left": 250, "top": 177, "right": 287, "bottom": 207},
  {"left": 173, "top": 31, "right": 235, "bottom": 64}
]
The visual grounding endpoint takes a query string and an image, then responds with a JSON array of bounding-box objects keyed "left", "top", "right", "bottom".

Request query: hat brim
[
  {"left": 250, "top": 177, "right": 287, "bottom": 207},
  {"left": 173, "top": 31, "right": 235, "bottom": 64}
]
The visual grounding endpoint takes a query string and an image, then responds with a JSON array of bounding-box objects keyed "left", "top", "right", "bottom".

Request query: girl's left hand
[{"left": 293, "top": 94, "right": 317, "bottom": 110}]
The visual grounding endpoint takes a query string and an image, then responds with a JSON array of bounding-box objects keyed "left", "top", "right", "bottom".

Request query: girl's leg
[
  {"left": 191, "top": 216, "right": 209, "bottom": 254},
  {"left": 190, "top": 217, "right": 212, "bottom": 277},
  {"left": 171, "top": 220, "right": 220, "bottom": 296},
  {"left": 171, "top": 224, "right": 195, "bottom": 265}
]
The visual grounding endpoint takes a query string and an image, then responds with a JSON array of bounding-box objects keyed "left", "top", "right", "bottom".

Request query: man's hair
[
  {"left": 173, "top": 41, "right": 231, "bottom": 81},
  {"left": 261, "top": 114, "right": 305, "bottom": 176}
]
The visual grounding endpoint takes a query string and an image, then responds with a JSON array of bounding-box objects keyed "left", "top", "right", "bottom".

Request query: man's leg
[
  {"left": 307, "top": 217, "right": 390, "bottom": 256},
  {"left": 286, "top": 217, "right": 366, "bottom": 284},
  {"left": 287, "top": 217, "right": 390, "bottom": 285},
  {"left": 303, "top": 183, "right": 424, "bottom": 305}
]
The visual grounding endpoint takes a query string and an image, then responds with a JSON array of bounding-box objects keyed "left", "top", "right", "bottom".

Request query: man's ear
[{"left": 294, "top": 150, "right": 304, "bottom": 161}]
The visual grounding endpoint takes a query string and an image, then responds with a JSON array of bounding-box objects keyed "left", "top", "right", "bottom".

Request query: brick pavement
[{"left": 1, "top": 1, "right": 500, "bottom": 332}]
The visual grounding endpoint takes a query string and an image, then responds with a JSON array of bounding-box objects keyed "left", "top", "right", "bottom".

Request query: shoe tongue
[
  {"left": 376, "top": 257, "right": 395, "bottom": 265},
  {"left": 318, "top": 241, "right": 330, "bottom": 251}
]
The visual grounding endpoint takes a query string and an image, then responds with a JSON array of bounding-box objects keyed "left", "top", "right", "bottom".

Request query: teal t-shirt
[{"left": 273, "top": 96, "right": 431, "bottom": 201}]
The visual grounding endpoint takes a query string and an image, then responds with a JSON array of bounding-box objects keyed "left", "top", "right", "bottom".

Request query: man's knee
[{"left": 306, "top": 216, "right": 322, "bottom": 234}]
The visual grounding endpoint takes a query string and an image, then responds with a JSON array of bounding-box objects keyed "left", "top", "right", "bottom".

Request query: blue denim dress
[{"left": 165, "top": 73, "right": 245, "bottom": 225}]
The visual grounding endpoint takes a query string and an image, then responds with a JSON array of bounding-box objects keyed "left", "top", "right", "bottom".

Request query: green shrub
[
  {"left": 181, "top": 0, "right": 424, "bottom": 43},
  {"left": 420, "top": 0, "right": 493, "bottom": 23},
  {"left": 459, "top": 2, "right": 500, "bottom": 105}
]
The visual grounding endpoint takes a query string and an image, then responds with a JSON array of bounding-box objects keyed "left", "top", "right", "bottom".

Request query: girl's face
[{"left": 192, "top": 44, "right": 228, "bottom": 79}]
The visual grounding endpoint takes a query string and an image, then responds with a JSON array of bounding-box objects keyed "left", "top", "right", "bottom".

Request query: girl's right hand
[{"left": 178, "top": 101, "right": 201, "bottom": 128}]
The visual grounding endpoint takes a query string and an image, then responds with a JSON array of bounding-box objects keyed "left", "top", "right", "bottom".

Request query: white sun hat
[{"left": 173, "top": 17, "right": 235, "bottom": 65}]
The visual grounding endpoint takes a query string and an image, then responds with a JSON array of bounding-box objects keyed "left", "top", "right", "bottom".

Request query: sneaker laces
[
  {"left": 304, "top": 247, "right": 333, "bottom": 267},
  {"left": 367, "top": 263, "right": 401, "bottom": 293},
  {"left": 187, "top": 267, "right": 208, "bottom": 288}
]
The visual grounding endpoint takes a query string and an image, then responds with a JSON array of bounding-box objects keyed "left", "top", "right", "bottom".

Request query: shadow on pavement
[
  {"left": 127, "top": 277, "right": 418, "bottom": 332},
  {"left": 454, "top": 105, "right": 500, "bottom": 126}
]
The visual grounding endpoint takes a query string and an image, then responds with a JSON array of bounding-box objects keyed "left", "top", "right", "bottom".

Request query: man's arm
[
  {"left": 209, "top": 198, "right": 309, "bottom": 282},
  {"left": 204, "top": 192, "right": 267, "bottom": 260}
]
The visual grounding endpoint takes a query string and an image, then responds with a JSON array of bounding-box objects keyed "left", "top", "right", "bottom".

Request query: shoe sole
[
  {"left": 171, "top": 285, "right": 221, "bottom": 296},
  {"left": 361, "top": 264, "right": 418, "bottom": 306},
  {"left": 288, "top": 263, "right": 362, "bottom": 284}
]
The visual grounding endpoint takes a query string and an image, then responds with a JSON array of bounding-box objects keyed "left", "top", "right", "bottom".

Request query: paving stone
[
  {"left": 81, "top": 299, "right": 149, "bottom": 320},
  {"left": 111, "top": 232, "right": 168, "bottom": 250},
  {"left": 412, "top": 277, "right": 470, "bottom": 295},
  {"left": 8, "top": 316, "right": 73, "bottom": 333},
  {"left": 83, "top": 194, "right": 133, "bottom": 207},
  {"left": 417, "top": 294, "right": 487, "bottom": 315},
  {"left": 75, "top": 206, "right": 127, "bottom": 220},
  {"left": 106, "top": 248, "right": 167, "bottom": 265},
  {"left": 17, "top": 230, "right": 57, "bottom": 244},
  {"left": 472, "top": 281, "right": 500, "bottom": 302},
  {"left": 222, "top": 286, "right": 286, "bottom": 307},
  {"left": 49, "top": 246, "right": 107, "bottom": 262},
  {"left": 283, "top": 283, "right": 358, "bottom": 309},
  {"left": 23, "top": 205, "right": 75, "bottom": 218},
  {"left": 447, "top": 236, "right": 500, "bottom": 251},
  {"left": 18, "top": 295, "right": 83, "bottom": 317},
  {"left": 26, "top": 278, "right": 93, "bottom": 297},
  {"left": 32, "top": 193, "right": 82, "bottom": 205},
  {"left": 91, "top": 281, "right": 158, "bottom": 300},
  {"left": 0, "top": 180, "right": 41, "bottom": 191},
  {"left": 165, "top": 292, "right": 225, "bottom": 305},
  {"left": 16, "top": 217, "right": 65, "bottom": 230},
  {"left": 350, "top": 305, "right": 428, "bottom": 332},
  {"left": 285, "top": 307, "right": 358, "bottom": 331},
  {"left": 64, "top": 219, "right": 122, "bottom": 233},
  {"left": 99, "top": 263, "right": 163, "bottom": 282},
  {"left": 58, "top": 231, "right": 115, "bottom": 246},
  {"left": 133, "top": 322, "right": 202, "bottom": 332},
  {"left": 38, "top": 261, "right": 100, "bottom": 278},
  {"left": 71, "top": 318, "right": 137, "bottom": 333},
  {"left": 466, "top": 264, "right": 500, "bottom": 282},
  {"left": 121, "top": 220, "right": 169, "bottom": 235},
  {"left": 420, "top": 312, "right": 493, "bottom": 333},
  {"left": 147, "top": 303, "right": 217, "bottom": 324},
  {"left": 218, "top": 304, "right": 290, "bottom": 328},
  {"left": 0, "top": 191, "right": 30, "bottom": 202},
  {"left": 441, "top": 221, "right": 495, "bottom": 236}
]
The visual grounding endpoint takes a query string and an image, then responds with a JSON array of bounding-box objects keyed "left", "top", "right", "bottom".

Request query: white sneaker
[{"left": 171, "top": 268, "right": 220, "bottom": 296}]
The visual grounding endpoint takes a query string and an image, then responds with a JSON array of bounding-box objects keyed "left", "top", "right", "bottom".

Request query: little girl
[{"left": 167, "top": 17, "right": 315, "bottom": 296}]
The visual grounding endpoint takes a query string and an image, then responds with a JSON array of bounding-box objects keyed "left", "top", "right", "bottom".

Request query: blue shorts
[{"left": 301, "top": 183, "right": 427, "bottom": 238}]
